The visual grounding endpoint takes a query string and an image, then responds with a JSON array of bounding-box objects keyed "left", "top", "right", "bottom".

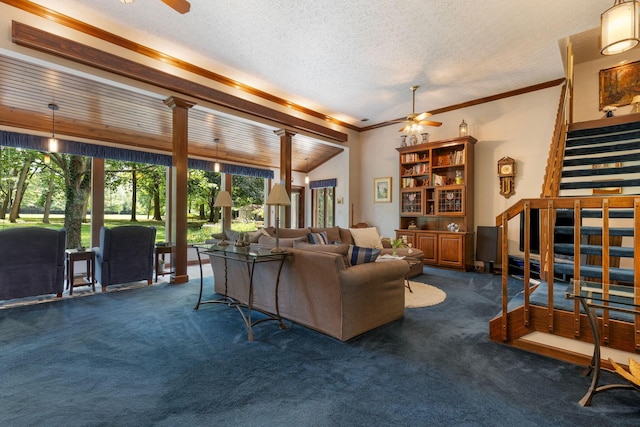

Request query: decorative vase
[
  {"left": 408, "top": 134, "right": 418, "bottom": 146},
  {"left": 400, "top": 135, "right": 407, "bottom": 147},
  {"left": 421, "top": 133, "right": 429, "bottom": 143}
]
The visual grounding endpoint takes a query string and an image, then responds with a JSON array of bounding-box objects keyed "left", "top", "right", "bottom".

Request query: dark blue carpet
[{"left": 1, "top": 268, "right": 639, "bottom": 426}]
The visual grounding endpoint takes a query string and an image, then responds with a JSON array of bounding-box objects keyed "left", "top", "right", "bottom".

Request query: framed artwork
[
  {"left": 599, "top": 60, "right": 640, "bottom": 110},
  {"left": 374, "top": 177, "right": 392, "bottom": 203}
]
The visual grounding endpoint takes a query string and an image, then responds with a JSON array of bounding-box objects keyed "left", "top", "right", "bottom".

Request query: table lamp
[
  {"left": 266, "top": 183, "right": 291, "bottom": 253},
  {"left": 213, "top": 190, "right": 234, "bottom": 246}
]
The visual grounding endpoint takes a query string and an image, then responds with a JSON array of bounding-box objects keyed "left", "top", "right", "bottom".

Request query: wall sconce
[
  {"left": 304, "top": 158, "right": 310, "bottom": 185},
  {"left": 601, "top": 0, "right": 640, "bottom": 55},
  {"left": 48, "top": 103, "right": 59, "bottom": 152},
  {"left": 459, "top": 119, "right": 468, "bottom": 137},
  {"left": 213, "top": 137, "right": 221, "bottom": 173}
]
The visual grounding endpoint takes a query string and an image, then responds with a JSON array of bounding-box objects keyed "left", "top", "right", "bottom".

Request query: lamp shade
[
  {"left": 601, "top": 0, "right": 640, "bottom": 55},
  {"left": 633, "top": 95, "right": 640, "bottom": 104},
  {"left": 213, "top": 190, "right": 234, "bottom": 208},
  {"left": 266, "top": 184, "right": 291, "bottom": 206}
]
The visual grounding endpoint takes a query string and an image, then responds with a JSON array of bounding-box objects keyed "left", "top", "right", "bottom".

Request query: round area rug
[{"left": 405, "top": 281, "right": 447, "bottom": 308}]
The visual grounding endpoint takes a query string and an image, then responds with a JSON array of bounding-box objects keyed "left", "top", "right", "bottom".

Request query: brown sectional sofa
[{"left": 207, "top": 226, "right": 420, "bottom": 341}]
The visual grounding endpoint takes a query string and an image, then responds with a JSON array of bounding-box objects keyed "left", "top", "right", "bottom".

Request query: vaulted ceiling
[{"left": 0, "top": 0, "right": 614, "bottom": 172}]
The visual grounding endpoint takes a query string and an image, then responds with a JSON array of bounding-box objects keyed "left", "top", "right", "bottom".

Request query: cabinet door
[
  {"left": 435, "top": 187, "right": 464, "bottom": 215},
  {"left": 438, "top": 234, "right": 464, "bottom": 268},
  {"left": 417, "top": 233, "right": 437, "bottom": 264}
]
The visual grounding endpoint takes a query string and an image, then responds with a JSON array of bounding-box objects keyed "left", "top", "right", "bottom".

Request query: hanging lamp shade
[{"left": 601, "top": 0, "right": 640, "bottom": 55}]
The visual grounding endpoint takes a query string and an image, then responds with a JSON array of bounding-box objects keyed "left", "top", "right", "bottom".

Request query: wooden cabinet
[{"left": 396, "top": 136, "right": 476, "bottom": 271}]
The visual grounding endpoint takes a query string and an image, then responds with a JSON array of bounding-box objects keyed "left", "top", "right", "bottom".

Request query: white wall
[{"left": 359, "top": 85, "right": 562, "bottom": 250}]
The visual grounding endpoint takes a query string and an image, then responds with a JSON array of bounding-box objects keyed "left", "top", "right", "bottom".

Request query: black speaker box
[{"left": 476, "top": 226, "right": 502, "bottom": 272}]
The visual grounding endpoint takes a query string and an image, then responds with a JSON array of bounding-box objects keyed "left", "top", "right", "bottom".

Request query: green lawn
[{"left": 0, "top": 214, "right": 258, "bottom": 247}]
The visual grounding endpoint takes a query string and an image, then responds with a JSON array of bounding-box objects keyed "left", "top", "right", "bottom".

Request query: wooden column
[
  {"left": 274, "top": 129, "right": 295, "bottom": 228},
  {"left": 90, "top": 157, "right": 105, "bottom": 247},
  {"left": 164, "top": 96, "right": 196, "bottom": 284}
]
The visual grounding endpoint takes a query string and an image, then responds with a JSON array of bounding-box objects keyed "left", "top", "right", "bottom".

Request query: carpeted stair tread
[
  {"left": 565, "top": 129, "right": 640, "bottom": 148},
  {"left": 562, "top": 164, "right": 640, "bottom": 178},
  {"left": 554, "top": 243, "right": 634, "bottom": 258},
  {"left": 564, "top": 139, "right": 640, "bottom": 157},
  {"left": 553, "top": 262, "right": 634, "bottom": 283},
  {"left": 554, "top": 225, "right": 634, "bottom": 236},
  {"left": 555, "top": 209, "right": 634, "bottom": 219},
  {"left": 560, "top": 178, "right": 640, "bottom": 190},
  {"left": 562, "top": 151, "right": 640, "bottom": 167},
  {"left": 567, "top": 120, "right": 640, "bottom": 139}
]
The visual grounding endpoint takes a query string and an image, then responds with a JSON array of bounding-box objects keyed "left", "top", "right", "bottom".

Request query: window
[{"left": 312, "top": 186, "right": 334, "bottom": 228}]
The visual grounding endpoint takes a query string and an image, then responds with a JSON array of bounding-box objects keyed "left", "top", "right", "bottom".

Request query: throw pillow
[
  {"left": 347, "top": 245, "right": 381, "bottom": 265},
  {"left": 310, "top": 226, "right": 341, "bottom": 243},
  {"left": 349, "top": 227, "right": 383, "bottom": 249},
  {"left": 307, "top": 231, "right": 329, "bottom": 245}
]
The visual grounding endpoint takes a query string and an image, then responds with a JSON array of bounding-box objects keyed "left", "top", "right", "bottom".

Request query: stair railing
[{"left": 496, "top": 196, "right": 640, "bottom": 351}]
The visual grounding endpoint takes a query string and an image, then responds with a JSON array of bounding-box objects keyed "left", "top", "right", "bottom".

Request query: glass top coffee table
[{"left": 193, "top": 243, "right": 288, "bottom": 341}]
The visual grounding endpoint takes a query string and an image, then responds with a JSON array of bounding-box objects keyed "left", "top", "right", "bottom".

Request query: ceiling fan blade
[
  {"left": 414, "top": 111, "right": 432, "bottom": 121},
  {"left": 160, "top": 0, "right": 191, "bottom": 14},
  {"left": 418, "top": 120, "right": 442, "bottom": 127}
]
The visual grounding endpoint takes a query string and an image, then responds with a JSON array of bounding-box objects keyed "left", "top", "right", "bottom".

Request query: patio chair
[{"left": 94, "top": 225, "right": 156, "bottom": 291}]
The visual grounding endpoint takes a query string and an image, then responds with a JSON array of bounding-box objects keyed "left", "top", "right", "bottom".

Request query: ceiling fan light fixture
[{"left": 601, "top": 0, "right": 640, "bottom": 55}]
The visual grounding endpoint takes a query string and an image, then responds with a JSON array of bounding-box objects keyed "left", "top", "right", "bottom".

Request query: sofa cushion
[
  {"left": 310, "top": 226, "right": 341, "bottom": 243},
  {"left": 347, "top": 245, "right": 381, "bottom": 265},
  {"left": 339, "top": 228, "right": 355, "bottom": 245},
  {"left": 263, "top": 227, "right": 310, "bottom": 239},
  {"left": 258, "top": 235, "right": 306, "bottom": 248},
  {"left": 349, "top": 227, "right": 383, "bottom": 249},
  {"left": 294, "top": 241, "right": 349, "bottom": 255},
  {"left": 307, "top": 231, "right": 329, "bottom": 245}
]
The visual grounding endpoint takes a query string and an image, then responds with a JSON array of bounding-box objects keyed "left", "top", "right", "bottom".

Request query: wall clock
[{"left": 497, "top": 157, "right": 516, "bottom": 198}]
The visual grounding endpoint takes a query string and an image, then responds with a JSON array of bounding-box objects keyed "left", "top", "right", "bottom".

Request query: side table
[
  {"left": 155, "top": 243, "right": 175, "bottom": 282},
  {"left": 65, "top": 249, "right": 96, "bottom": 295}
]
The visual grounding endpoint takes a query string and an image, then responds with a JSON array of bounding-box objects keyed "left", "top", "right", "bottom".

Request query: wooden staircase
[{"left": 490, "top": 109, "right": 640, "bottom": 365}]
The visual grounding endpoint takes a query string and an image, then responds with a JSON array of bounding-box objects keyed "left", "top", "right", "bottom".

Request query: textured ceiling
[{"left": 26, "top": 0, "right": 611, "bottom": 127}]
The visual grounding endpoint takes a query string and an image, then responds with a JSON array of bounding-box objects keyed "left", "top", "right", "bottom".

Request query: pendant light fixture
[
  {"left": 304, "top": 158, "right": 310, "bottom": 185},
  {"left": 213, "top": 137, "right": 221, "bottom": 173},
  {"left": 601, "top": 0, "right": 640, "bottom": 55},
  {"left": 48, "top": 103, "right": 59, "bottom": 153}
]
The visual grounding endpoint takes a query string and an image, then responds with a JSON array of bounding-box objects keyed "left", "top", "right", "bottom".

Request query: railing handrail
[{"left": 495, "top": 195, "right": 640, "bottom": 350}]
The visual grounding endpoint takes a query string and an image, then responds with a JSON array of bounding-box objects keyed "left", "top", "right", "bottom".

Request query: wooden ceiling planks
[{"left": 0, "top": 54, "right": 343, "bottom": 172}]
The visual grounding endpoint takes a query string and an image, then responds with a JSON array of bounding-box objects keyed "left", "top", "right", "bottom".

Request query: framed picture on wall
[
  {"left": 374, "top": 177, "right": 392, "bottom": 203},
  {"left": 599, "top": 60, "right": 640, "bottom": 110}
]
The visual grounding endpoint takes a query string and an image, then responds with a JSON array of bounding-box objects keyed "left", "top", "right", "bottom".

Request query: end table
[{"left": 65, "top": 248, "right": 96, "bottom": 295}]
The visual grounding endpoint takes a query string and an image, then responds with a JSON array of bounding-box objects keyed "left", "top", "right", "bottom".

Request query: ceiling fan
[
  {"left": 121, "top": 0, "right": 191, "bottom": 14},
  {"left": 394, "top": 85, "right": 442, "bottom": 133}
]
